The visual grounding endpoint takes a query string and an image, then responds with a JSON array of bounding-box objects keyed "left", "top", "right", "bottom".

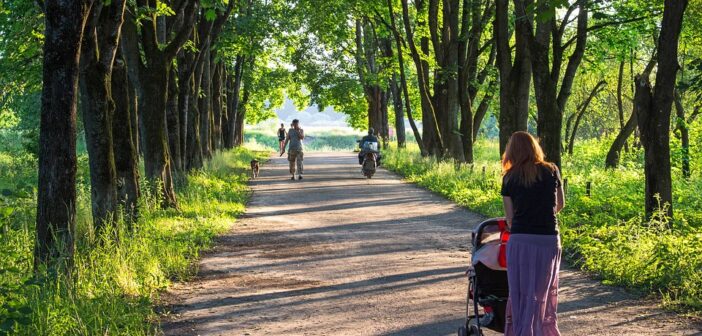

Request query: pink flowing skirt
[{"left": 504, "top": 233, "right": 561, "bottom": 336}]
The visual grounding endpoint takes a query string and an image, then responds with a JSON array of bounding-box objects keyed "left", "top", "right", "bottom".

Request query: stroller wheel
[
  {"left": 457, "top": 326, "right": 467, "bottom": 336},
  {"left": 468, "top": 325, "right": 482, "bottom": 336}
]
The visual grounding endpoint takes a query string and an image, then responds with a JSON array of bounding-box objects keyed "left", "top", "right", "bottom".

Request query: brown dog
[{"left": 250, "top": 159, "right": 260, "bottom": 179}]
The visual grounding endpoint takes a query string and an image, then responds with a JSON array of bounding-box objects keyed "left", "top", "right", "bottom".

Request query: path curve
[{"left": 162, "top": 152, "right": 700, "bottom": 335}]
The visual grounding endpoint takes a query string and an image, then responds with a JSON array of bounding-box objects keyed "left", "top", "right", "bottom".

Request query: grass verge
[
  {"left": 382, "top": 141, "right": 702, "bottom": 313},
  {"left": 0, "top": 147, "right": 268, "bottom": 335}
]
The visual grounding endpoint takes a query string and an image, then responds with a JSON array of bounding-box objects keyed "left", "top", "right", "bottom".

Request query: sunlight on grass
[{"left": 0, "top": 147, "right": 267, "bottom": 335}]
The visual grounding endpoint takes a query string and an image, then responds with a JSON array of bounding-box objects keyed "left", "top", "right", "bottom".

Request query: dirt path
[{"left": 162, "top": 152, "right": 700, "bottom": 336}]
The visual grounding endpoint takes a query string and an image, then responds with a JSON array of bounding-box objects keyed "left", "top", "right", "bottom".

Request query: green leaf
[{"left": 205, "top": 8, "right": 217, "bottom": 21}]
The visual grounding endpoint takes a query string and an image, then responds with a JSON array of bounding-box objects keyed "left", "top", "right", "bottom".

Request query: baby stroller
[{"left": 457, "top": 218, "right": 510, "bottom": 336}]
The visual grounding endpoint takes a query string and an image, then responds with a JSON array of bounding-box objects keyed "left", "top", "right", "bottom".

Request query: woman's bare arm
[{"left": 503, "top": 196, "right": 514, "bottom": 229}]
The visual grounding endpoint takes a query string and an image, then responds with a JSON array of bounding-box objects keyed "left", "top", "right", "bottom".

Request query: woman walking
[
  {"left": 277, "top": 123, "right": 287, "bottom": 154},
  {"left": 501, "top": 132, "right": 565, "bottom": 336}
]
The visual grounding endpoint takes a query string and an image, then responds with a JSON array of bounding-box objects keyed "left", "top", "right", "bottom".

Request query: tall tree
[
  {"left": 494, "top": 0, "right": 531, "bottom": 154},
  {"left": 636, "top": 0, "right": 688, "bottom": 219},
  {"left": 354, "top": 19, "right": 389, "bottom": 146},
  {"left": 132, "top": 0, "right": 198, "bottom": 207},
  {"left": 401, "top": 0, "right": 444, "bottom": 156},
  {"left": 387, "top": 0, "right": 424, "bottom": 153},
  {"left": 605, "top": 53, "right": 657, "bottom": 168},
  {"left": 524, "top": 0, "right": 588, "bottom": 168},
  {"left": 79, "top": 0, "right": 127, "bottom": 232},
  {"left": 35, "top": 0, "right": 92, "bottom": 268}
]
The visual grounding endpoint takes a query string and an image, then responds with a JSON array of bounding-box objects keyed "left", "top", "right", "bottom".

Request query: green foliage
[
  {"left": 0, "top": 147, "right": 266, "bottom": 335},
  {"left": 383, "top": 139, "right": 702, "bottom": 312}
]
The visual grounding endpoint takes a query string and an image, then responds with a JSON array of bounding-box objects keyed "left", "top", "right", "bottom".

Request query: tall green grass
[
  {"left": 0, "top": 147, "right": 266, "bottom": 335},
  {"left": 383, "top": 140, "right": 702, "bottom": 312}
]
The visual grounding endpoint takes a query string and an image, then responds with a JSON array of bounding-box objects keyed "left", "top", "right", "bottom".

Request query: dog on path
[{"left": 250, "top": 159, "right": 260, "bottom": 179}]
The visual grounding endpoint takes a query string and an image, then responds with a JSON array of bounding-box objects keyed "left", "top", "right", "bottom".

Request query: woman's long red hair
[{"left": 502, "top": 131, "right": 555, "bottom": 186}]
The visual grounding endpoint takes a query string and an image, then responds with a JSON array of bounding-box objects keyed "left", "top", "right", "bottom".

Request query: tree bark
[
  {"left": 234, "top": 85, "right": 249, "bottom": 147},
  {"left": 35, "top": 0, "right": 91, "bottom": 269},
  {"left": 212, "top": 61, "right": 224, "bottom": 151},
  {"left": 636, "top": 0, "right": 687, "bottom": 220},
  {"left": 111, "top": 54, "right": 140, "bottom": 225},
  {"left": 616, "top": 60, "right": 628, "bottom": 152},
  {"left": 222, "top": 70, "right": 233, "bottom": 147},
  {"left": 167, "top": 67, "right": 181, "bottom": 171},
  {"left": 134, "top": 0, "right": 198, "bottom": 207},
  {"left": 119, "top": 10, "right": 141, "bottom": 155},
  {"left": 495, "top": 0, "right": 531, "bottom": 154},
  {"left": 199, "top": 47, "right": 212, "bottom": 159},
  {"left": 79, "top": 1, "right": 125, "bottom": 234},
  {"left": 674, "top": 90, "right": 691, "bottom": 179},
  {"left": 225, "top": 55, "right": 245, "bottom": 148},
  {"left": 528, "top": 0, "right": 588, "bottom": 168},
  {"left": 220, "top": 68, "right": 231, "bottom": 150},
  {"left": 390, "top": 73, "right": 406, "bottom": 148},
  {"left": 140, "top": 56, "right": 178, "bottom": 207}
]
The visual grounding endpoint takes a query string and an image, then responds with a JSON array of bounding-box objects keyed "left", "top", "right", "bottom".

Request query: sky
[{"left": 271, "top": 99, "right": 351, "bottom": 129}]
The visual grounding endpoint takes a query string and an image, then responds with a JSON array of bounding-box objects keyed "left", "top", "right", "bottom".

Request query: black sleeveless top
[{"left": 500, "top": 164, "right": 561, "bottom": 235}]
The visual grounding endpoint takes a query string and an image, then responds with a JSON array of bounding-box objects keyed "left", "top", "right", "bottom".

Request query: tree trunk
[
  {"left": 222, "top": 71, "right": 234, "bottom": 148},
  {"left": 606, "top": 54, "right": 658, "bottom": 168},
  {"left": 199, "top": 47, "right": 212, "bottom": 159},
  {"left": 111, "top": 55, "right": 140, "bottom": 224},
  {"left": 225, "top": 55, "right": 244, "bottom": 148},
  {"left": 234, "top": 87, "right": 249, "bottom": 147},
  {"left": 177, "top": 50, "right": 191, "bottom": 168},
  {"left": 186, "top": 57, "right": 204, "bottom": 170},
  {"left": 605, "top": 107, "right": 638, "bottom": 168},
  {"left": 524, "top": 0, "right": 588, "bottom": 168},
  {"left": 388, "top": 0, "right": 424, "bottom": 153},
  {"left": 674, "top": 90, "right": 691, "bottom": 179},
  {"left": 567, "top": 81, "right": 606, "bottom": 154},
  {"left": 79, "top": 1, "right": 126, "bottom": 234},
  {"left": 495, "top": 0, "right": 531, "bottom": 154},
  {"left": 637, "top": 0, "right": 687, "bottom": 219},
  {"left": 402, "top": 0, "right": 442, "bottom": 156},
  {"left": 212, "top": 61, "right": 223, "bottom": 151},
  {"left": 140, "top": 56, "right": 178, "bottom": 207},
  {"left": 390, "top": 73, "right": 406, "bottom": 148},
  {"left": 616, "top": 60, "right": 629, "bottom": 152},
  {"left": 167, "top": 67, "right": 181, "bottom": 171},
  {"left": 472, "top": 79, "right": 496, "bottom": 142},
  {"left": 119, "top": 10, "right": 141, "bottom": 155},
  {"left": 35, "top": 0, "right": 90, "bottom": 268},
  {"left": 134, "top": 0, "right": 198, "bottom": 204}
]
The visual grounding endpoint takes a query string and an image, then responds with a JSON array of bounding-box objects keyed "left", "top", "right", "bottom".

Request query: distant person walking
[
  {"left": 501, "top": 131, "right": 565, "bottom": 336},
  {"left": 281, "top": 119, "right": 305, "bottom": 180},
  {"left": 277, "top": 123, "right": 287, "bottom": 153}
]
